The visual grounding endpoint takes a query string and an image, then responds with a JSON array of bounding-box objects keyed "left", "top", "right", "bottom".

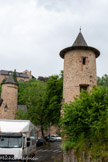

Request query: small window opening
[
  {"left": 82, "top": 57, "right": 86, "bottom": 65},
  {"left": 80, "top": 85, "right": 88, "bottom": 92},
  {"left": 19, "top": 79, "right": 24, "bottom": 82},
  {"left": 9, "top": 72, "right": 12, "bottom": 75}
]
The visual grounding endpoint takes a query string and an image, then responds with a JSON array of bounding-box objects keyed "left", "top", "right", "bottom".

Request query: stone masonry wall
[
  {"left": 63, "top": 49, "right": 97, "bottom": 103},
  {"left": 63, "top": 49, "right": 98, "bottom": 162},
  {"left": 63, "top": 150, "right": 107, "bottom": 162},
  {"left": 0, "top": 83, "right": 18, "bottom": 119}
]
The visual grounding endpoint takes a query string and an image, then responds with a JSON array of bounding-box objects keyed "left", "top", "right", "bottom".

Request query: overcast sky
[{"left": 0, "top": 0, "right": 107, "bottom": 78}]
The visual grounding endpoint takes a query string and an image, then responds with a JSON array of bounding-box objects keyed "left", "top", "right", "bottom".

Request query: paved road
[{"left": 34, "top": 142, "right": 62, "bottom": 162}]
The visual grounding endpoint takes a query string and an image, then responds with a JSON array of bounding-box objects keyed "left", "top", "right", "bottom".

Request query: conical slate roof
[
  {"left": 2, "top": 75, "right": 18, "bottom": 85},
  {"left": 60, "top": 31, "right": 100, "bottom": 58},
  {"left": 72, "top": 32, "right": 87, "bottom": 46}
]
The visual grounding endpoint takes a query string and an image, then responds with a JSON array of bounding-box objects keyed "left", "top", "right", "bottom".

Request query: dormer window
[
  {"left": 82, "top": 57, "right": 86, "bottom": 65},
  {"left": 9, "top": 72, "right": 12, "bottom": 75}
]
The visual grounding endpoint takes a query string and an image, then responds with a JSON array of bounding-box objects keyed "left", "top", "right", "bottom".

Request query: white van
[{"left": 0, "top": 120, "right": 37, "bottom": 161}]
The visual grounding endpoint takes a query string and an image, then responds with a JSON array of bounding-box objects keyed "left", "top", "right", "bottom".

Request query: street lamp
[{"left": 4, "top": 104, "right": 8, "bottom": 112}]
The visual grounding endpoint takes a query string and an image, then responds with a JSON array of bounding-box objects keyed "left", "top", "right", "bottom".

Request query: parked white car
[
  {"left": 56, "top": 136, "right": 62, "bottom": 141},
  {"left": 51, "top": 134, "right": 61, "bottom": 141}
]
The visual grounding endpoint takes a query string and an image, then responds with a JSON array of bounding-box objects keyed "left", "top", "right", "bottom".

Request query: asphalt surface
[{"left": 34, "top": 142, "right": 62, "bottom": 162}]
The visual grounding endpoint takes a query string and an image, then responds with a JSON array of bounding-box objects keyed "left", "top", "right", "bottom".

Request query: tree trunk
[{"left": 41, "top": 124, "right": 45, "bottom": 139}]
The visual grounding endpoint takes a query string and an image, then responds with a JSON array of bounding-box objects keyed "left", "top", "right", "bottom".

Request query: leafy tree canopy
[
  {"left": 97, "top": 74, "right": 108, "bottom": 87},
  {"left": 17, "top": 78, "right": 47, "bottom": 137},
  {"left": 43, "top": 71, "right": 63, "bottom": 126},
  {"left": 13, "top": 69, "right": 18, "bottom": 84},
  {"left": 60, "top": 86, "right": 108, "bottom": 159}
]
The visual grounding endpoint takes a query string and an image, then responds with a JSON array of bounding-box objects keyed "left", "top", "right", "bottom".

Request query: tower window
[
  {"left": 82, "top": 57, "right": 86, "bottom": 65},
  {"left": 80, "top": 84, "right": 88, "bottom": 92}
]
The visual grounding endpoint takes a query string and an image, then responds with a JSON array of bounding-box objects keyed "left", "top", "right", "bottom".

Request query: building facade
[
  {"left": 0, "top": 69, "right": 33, "bottom": 83},
  {"left": 0, "top": 76, "right": 18, "bottom": 119},
  {"left": 60, "top": 31, "right": 100, "bottom": 103}
]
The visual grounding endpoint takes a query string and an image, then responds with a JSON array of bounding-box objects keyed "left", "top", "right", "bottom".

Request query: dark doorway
[{"left": 80, "top": 85, "right": 89, "bottom": 92}]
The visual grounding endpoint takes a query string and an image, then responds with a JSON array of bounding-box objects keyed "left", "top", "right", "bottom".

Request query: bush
[{"left": 60, "top": 87, "right": 108, "bottom": 159}]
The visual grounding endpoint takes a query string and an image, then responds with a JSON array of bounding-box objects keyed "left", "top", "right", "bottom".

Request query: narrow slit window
[{"left": 82, "top": 57, "right": 86, "bottom": 65}]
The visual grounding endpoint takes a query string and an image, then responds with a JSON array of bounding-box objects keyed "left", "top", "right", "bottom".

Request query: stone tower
[
  {"left": 0, "top": 75, "right": 18, "bottom": 119},
  {"left": 60, "top": 31, "right": 100, "bottom": 103}
]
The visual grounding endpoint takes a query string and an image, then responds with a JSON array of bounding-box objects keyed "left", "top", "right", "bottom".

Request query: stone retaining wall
[{"left": 63, "top": 150, "right": 108, "bottom": 162}]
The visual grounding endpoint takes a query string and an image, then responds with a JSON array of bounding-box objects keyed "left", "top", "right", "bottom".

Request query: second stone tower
[{"left": 0, "top": 75, "right": 18, "bottom": 119}]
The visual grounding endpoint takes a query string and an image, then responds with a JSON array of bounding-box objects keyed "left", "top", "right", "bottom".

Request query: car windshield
[{"left": 0, "top": 137, "right": 22, "bottom": 148}]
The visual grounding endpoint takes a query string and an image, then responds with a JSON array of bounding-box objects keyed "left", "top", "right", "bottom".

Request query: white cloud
[{"left": 0, "top": 0, "right": 107, "bottom": 77}]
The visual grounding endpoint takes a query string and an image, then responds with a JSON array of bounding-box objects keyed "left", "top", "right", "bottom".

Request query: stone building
[
  {"left": 60, "top": 31, "right": 100, "bottom": 161},
  {"left": 60, "top": 31, "right": 100, "bottom": 103},
  {"left": 0, "top": 75, "right": 27, "bottom": 119},
  {"left": 0, "top": 69, "right": 33, "bottom": 83},
  {"left": 0, "top": 75, "right": 18, "bottom": 119}
]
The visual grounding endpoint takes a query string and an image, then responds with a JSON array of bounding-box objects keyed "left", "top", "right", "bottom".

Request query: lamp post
[{"left": 4, "top": 104, "right": 8, "bottom": 112}]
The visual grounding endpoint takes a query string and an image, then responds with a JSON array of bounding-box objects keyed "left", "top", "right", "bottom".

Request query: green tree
[
  {"left": 13, "top": 69, "right": 18, "bottom": 84},
  {"left": 17, "top": 79, "right": 47, "bottom": 138},
  {"left": 43, "top": 71, "right": 63, "bottom": 134},
  {"left": 97, "top": 74, "right": 108, "bottom": 87},
  {"left": 60, "top": 87, "right": 108, "bottom": 160},
  {"left": 2, "top": 78, "right": 8, "bottom": 84},
  {"left": 17, "top": 109, "right": 28, "bottom": 120}
]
